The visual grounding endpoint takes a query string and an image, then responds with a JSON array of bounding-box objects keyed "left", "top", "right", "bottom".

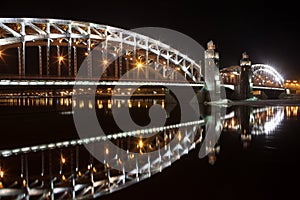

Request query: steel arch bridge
[
  {"left": 251, "top": 64, "right": 284, "bottom": 87},
  {"left": 0, "top": 18, "right": 202, "bottom": 83},
  {"left": 220, "top": 63, "right": 285, "bottom": 89}
]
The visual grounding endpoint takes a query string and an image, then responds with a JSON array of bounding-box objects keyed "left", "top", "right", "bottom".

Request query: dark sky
[{"left": 1, "top": 0, "right": 299, "bottom": 79}]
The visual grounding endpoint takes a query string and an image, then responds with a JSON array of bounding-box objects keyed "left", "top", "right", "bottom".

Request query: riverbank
[{"left": 229, "top": 98, "right": 300, "bottom": 106}]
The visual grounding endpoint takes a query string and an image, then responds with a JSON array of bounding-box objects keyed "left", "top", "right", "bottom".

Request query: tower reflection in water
[
  {"left": 208, "top": 106, "right": 286, "bottom": 164},
  {"left": 0, "top": 97, "right": 296, "bottom": 199}
]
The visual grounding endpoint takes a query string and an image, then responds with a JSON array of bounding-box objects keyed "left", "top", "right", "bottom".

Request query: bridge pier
[
  {"left": 234, "top": 52, "right": 253, "bottom": 100},
  {"left": 204, "top": 41, "right": 221, "bottom": 102}
]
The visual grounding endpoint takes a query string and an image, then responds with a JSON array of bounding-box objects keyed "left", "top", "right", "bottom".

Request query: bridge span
[{"left": 1, "top": 18, "right": 286, "bottom": 100}]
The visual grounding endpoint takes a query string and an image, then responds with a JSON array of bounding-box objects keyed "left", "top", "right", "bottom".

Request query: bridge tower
[
  {"left": 204, "top": 40, "right": 221, "bottom": 101},
  {"left": 239, "top": 52, "right": 253, "bottom": 99}
]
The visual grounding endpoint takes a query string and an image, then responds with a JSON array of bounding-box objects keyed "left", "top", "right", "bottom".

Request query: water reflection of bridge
[{"left": 0, "top": 101, "right": 288, "bottom": 199}]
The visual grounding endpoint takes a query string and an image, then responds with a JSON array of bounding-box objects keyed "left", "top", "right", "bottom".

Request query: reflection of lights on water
[
  {"left": 88, "top": 100, "right": 93, "bottom": 109},
  {"left": 224, "top": 118, "right": 239, "bottom": 130},
  {"left": 22, "top": 179, "right": 27, "bottom": 187},
  {"left": 97, "top": 100, "right": 103, "bottom": 109},
  {"left": 3, "top": 97, "right": 165, "bottom": 110},
  {"left": 128, "top": 100, "right": 132, "bottom": 108},
  {"left": 252, "top": 107, "right": 284, "bottom": 135},
  {"left": 107, "top": 100, "right": 112, "bottom": 109},
  {"left": 223, "top": 107, "right": 284, "bottom": 136},
  {"left": 105, "top": 148, "right": 109, "bottom": 155},
  {"left": 93, "top": 167, "right": 97, "bottom": 173},
  {"left": 129, "top": 153, "right": 134, "bottom": 159},
  {"left": 286, "top": 106, "right": 299, "bottom": 118},
  {"left": 60, "top": 98, "right": 64, "bottom": 106},
  {"left": 0, "top": 168, "right": 4, "bottom": 178},
  {"left": 79, "top": 100, "right": 84, "bottom": 108}
]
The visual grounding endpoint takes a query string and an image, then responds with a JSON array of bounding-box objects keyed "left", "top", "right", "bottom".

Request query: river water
[{"left": 0, "top": 97, "right": 299, "bottom": 199}]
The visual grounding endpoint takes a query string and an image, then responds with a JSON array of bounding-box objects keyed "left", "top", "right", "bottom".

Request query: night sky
[{"left": 1, "top": 0, "right": 299, "bottom": 79}]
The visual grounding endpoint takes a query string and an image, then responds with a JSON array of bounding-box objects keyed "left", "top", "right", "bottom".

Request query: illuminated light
[
  {"left": 87, "top": 165, "right": 91, "bottom": 170},
  {"left": 0, "top": 50, "right": 7, "bottom": 62},
  {"left": 84, "top": 52, "right": 89, "bottom": 56},
  {"left": 138, "top": 101, "right": 141, "bottom": 108},
  {"left": 137, "top": 139, "right": 144, "bottom": 148},
  {"left": 231, "top": 118, "right": 235, "bottom": 127},
  {"left": 23, "top": 179, "right": 27, "bottom": 187},
  {"left": 105, "top": 148, "right": 109, "bottom": 155},
  {"left": 129, "top": 153, "right": 135, "bottom": 159},
  {"left": 103, "top": 59, "right": 108, "bottom": 65},
  {"left": 178, "top": 132, "right": 182, "bottom": 141},
  {"left": 62, "top": 175, "right": 66, "bottom": 181},
  {"left": 176, "top": 67, "right": 181, "bottom": 71},
  {"left": 78, "top": 171, "right": 82, "bottom": 177},
  {"left": 58, "top": 56, "right": 65, "bottom": 63},
  {"left": 93, "top": 167, "right": 97, "bottom": 173},
  {"left": 118, "top": 158, "right": 122, "bottom": 165},
  {"left": 0, "top": 181, "right": 3, "bottom": 188},
  {"left": 136, "top": 62, "right": 143, "bottom": 68},
  {"left": 230, "top": 74, "right": 235, "bottom": 78},
  {"left": 61, "top": 155, "right": 66, "bottom": 164}
]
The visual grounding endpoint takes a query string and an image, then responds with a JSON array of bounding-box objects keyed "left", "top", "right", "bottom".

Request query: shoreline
[{"left": 228, "top": 98, "right": 300, "bottom": 106}]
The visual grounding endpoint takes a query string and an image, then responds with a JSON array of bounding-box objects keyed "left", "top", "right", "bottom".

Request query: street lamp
[
  {"left": 58, "top": 56, "right": 64, "bottom": 64},
  {"left": 59, "top": 154, "right": 66, "bottom": 175},
  {"left": 0, "top": 50, "right": 5, "bottom": 62},
  {"left": 136, "top": 62, "right": 143, "bottom": 69},
  {"left": 57, "top": 55, "right": 65, "bottom": 77}
]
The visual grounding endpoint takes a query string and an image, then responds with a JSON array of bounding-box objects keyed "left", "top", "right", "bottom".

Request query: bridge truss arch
[
  {"left": 251, "top": 64, "right": 284, "bottom": 87},
  {"left": 0, "top": 18, "right": 202, "bottom": 83}
]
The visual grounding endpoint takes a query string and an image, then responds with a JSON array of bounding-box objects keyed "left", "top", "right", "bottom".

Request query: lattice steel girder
[
  {"left": 0, "top": 18, "right": 202, "bottom": 82},
  {"left": 251, "top": 64, "right": 284, "bottom": 86}
]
